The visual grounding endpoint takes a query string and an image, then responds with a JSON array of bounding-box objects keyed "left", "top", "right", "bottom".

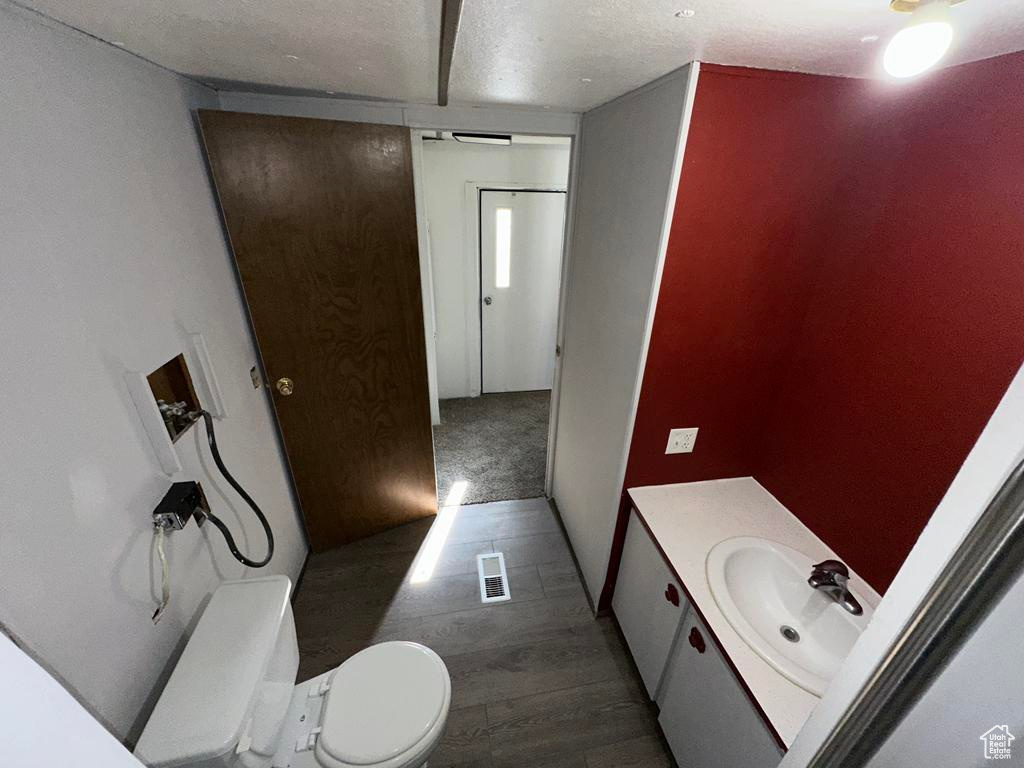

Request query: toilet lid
[{"left": 318, "top": 641, "right": 450, "bottom": 767}]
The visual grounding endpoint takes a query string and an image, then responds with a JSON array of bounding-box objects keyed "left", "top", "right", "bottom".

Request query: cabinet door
[
  {"left": 658, "top": 612, "right": 783, "bottom": 768},
  {"left": 612, "top": 510, "right": 686, "bottom": 697}
]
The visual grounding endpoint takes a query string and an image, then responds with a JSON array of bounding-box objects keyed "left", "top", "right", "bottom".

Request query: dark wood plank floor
[{"left": 292, "top": 497, "right": 675, "bottom": 768}]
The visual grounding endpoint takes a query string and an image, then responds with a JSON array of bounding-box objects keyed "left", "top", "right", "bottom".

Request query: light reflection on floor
[{"left": 409, "top": 480, "right": 468, "bottom": 584}]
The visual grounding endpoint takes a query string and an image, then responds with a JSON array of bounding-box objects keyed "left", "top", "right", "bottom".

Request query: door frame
[
  {"left": 196, "top": 97, "right": 580, "bottom": 519},
  {"left": 409, "top": 134, "right": 442, "bottom": 425},
  {"left": 408, "top": 128, "right": 580, "bottom": 501},
  {"left": 462, "top": 182, "right": 567, "bottom": 399},
  {"left": 475, "top": 187, "right": 568, "bottom": 396},
  {"left": 440, "top": 178, "right": 572, "bottom": 497}
]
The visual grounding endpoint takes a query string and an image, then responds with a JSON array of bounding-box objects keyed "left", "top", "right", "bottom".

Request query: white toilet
[{"left": 135, "top": 576, "right": 451, "bottom": 768}]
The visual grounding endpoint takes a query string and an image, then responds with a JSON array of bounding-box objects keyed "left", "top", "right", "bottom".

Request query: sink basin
[{"left": 706, "top": 536, "right": 873, "bottom": 696}]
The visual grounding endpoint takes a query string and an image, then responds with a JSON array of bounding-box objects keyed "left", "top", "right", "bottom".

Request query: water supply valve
[{"left": 153, "top": 481, "right": 208, "bottom": 530}]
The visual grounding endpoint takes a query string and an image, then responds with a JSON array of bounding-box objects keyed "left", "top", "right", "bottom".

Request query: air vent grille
[
  {"left": 484, "top": 575, "right": 505, "bottom": 598},
  {"left": 477, "top": 552, "right": 511, "bottom": 603}
]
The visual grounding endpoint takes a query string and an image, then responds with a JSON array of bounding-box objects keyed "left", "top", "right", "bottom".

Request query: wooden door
[
  {"left": 479, "top": 190, "right": 566, "bottom": 393},
  {"left": 197, "top": 110, "right": 436, "bottom": 550}
]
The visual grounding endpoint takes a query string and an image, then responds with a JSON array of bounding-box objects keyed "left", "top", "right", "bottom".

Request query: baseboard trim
[
  {"left": 291, "top": 547, "right": 312, "bottom": 603},
  {"left": 546, "top": 495, "right": 599, "bottom": 615}
]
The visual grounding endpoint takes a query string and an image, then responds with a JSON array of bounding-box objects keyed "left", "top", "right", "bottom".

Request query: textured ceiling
[
  {"left": 21, "top": 0, "right": 442, "bottom": 102},
  {"left": 18, "top": 0, "right": 1024, "bottom": 110},
  {"left": 451, "top": 0, "right": 1024, "bottom": 109}
]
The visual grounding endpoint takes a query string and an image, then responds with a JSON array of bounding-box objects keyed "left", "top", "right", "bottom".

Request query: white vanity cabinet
[
  {"left": 612, "top": 509, "right": 686, "bottom": 696},
  {"left": 657, "top": 611, "right": 783, "bottom": 767},
  {"left": 613, "top": 507, "right": 783, "bottom": 768}
]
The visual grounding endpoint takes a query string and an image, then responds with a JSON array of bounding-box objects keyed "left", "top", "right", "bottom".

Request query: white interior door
[{"left": 480, "top": 189, "right": 566, "bottom": 393}]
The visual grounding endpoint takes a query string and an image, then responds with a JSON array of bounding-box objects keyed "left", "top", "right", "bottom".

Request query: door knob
[
  {"left": 483, "top": 296, "right": 493, "bottom": 305},
  {"left": 275, "top": 377, "right": 294, "bottom": 396}
]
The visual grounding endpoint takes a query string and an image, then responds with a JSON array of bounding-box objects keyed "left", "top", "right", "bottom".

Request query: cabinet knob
[
  {"left": 275, "top": 377, "right": 294, "bottom": 396},
  {"left": 664, "top": 583, "right": 680, "bottom": 607},
  {"left": 688, "top": 626, "right": 706, "bottom": 654}
]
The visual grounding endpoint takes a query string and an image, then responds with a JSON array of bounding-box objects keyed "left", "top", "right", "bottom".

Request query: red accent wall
[
  {"left": 624, "top": 67, "right": 860, "bottom": 490},
  {"left": 613, "top": 56, "right": 1024, "bottom": 600}
]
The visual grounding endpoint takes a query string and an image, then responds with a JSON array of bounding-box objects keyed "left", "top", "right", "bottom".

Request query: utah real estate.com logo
[{"left": 980, "top": 725, "right": 1015, "bottom": 760}]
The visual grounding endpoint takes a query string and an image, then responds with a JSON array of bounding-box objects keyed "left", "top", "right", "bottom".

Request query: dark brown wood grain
[{"left": 197, "top": 110, "right": 436, "bottom": 550}]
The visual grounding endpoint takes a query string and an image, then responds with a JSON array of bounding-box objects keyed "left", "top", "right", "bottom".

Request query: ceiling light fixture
[
  {"left": 675, "top": 9, "right": 696, "bottom": 18},
  {"left": 883, "top": 0, "right": 961, "bottom": 78},
  {"left": 580, "top": 77, "right": 592, "bottom": 83},
  {"left": 451, "top": 132, "right": 512, "bottom": 146}
]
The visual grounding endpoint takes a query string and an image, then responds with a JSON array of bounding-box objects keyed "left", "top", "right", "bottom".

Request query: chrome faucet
[{"left": 808, "top": 560, "right": 863, "bottom": 615}]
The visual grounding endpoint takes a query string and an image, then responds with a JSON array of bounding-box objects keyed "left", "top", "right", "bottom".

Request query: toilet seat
[{"left": 314, "top": 642, "right": 451, "bottom": 768}]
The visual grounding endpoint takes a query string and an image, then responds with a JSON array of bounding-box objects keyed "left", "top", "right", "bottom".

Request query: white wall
[
  {"left": 550, "top": 65, "right": 699, "bottom": 602},
  {"left": 866, "top": 568, "right": 1024, "bottom": 766},
  {"left": 409, "top": 137, "right": 442, "bottom": 425},
  {"left": 0, "top": 3, "right": 308, "bottom": 744},
  {"left": 1, "top": 633, "right": 145, "bottom": 767},
  {"left": 782, "top": 361, "right": 1024, "bottom": 766},
  {"left": 420, "top": 140, "right": 570, "bottom": 398}
]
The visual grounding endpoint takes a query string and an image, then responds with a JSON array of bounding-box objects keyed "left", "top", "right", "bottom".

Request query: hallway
[{"left": 432, "top": 391, "right": 551, "bottom": 506}]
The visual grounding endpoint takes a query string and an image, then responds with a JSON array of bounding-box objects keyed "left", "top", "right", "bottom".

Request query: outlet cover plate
[{"left": 666, "top": 427, "right": 698, "bottom": 454}]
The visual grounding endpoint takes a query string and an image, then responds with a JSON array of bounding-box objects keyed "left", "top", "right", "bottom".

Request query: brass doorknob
[{"left": 275, "top": 377, "right": 294, "bottom": 396}]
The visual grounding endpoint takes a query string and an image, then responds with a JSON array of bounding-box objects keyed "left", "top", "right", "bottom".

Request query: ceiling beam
[{"left": 437, "top": 0, "right": 464, "bottom": 106}]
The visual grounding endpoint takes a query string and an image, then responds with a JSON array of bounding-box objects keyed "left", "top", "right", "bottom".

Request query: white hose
[{"left": 152, "top": 523, "right": 170, "bottom": 625}]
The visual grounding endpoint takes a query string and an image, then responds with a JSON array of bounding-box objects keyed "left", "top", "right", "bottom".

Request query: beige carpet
[{"left": 432, "top": 391, "right": 550, "bottom": 506}]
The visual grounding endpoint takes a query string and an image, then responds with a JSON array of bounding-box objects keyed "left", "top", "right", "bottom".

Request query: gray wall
[
  {"left": 866, "top": 571, "right": 1024, "bottom": 766},
  {"left": 0, "top": 3, "right": 308, "bottom": 743},
  {"left": 551, "top": 65, "right": 697, "bottom": 601}
]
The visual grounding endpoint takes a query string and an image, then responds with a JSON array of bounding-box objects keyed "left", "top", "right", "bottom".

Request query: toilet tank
[{"left": 135, "top": 576, "right": 299, "bottom": 768}]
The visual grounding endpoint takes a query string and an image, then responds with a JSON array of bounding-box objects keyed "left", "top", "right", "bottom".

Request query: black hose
[{"left": 193, "top": 410, "right": 274, "bottom": 568}]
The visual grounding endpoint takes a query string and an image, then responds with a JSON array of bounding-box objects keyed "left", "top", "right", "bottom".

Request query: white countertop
[{"left": 628, "top": 477, "right": 880, "bottom": 748}]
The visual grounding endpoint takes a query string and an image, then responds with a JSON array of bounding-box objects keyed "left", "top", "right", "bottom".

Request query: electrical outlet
[{"left": 666, "top": 427, "right": 698, "bottom": 454}]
